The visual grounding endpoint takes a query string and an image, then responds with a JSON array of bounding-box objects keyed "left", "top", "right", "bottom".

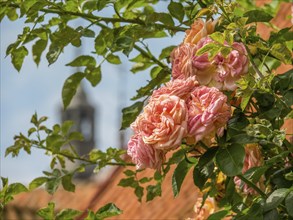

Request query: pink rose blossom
[
  {"left": 234, "top": 144, "right": 265, "bottom": 195},
  {"left": 186, "top": 86, "right": 231, "bottom": 143},
  {"left": 171, "top": 43, "right": 198, "bottom": 80},
  {"left": 151, "top": 77, "right": 199, "bottom": 101},
  {"left": 213, "top": 42, "right": 249, "bottom": 90},
  {"left": 127, "top": 134, "right": 164, "bottom": 170},
  {"left": 194, "top": 37, "right": 249, "bottom": 91},
  {"left": 131, "top": 95, "right": 188, "bottom": 151}
]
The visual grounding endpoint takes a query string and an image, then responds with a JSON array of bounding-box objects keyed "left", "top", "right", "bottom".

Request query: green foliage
[
  {"left": 172, "top": 157, "right": 197, "bottom": 197},
  {"left": 2, "top": 0, "right": 293, "bottom": 219}
]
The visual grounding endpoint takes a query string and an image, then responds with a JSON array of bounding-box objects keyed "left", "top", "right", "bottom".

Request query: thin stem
[
  {"left": 133, "top": 44, "right": 169, "bottom": 70},
  {"left": 246, "top": 47, "right": 265, "bottom": 79},
  {"left": 3, "top": 2, "right": 186, "bottom": 32},
  {"left": 236, "top": 175, "right": 267, "bottom": 198},
  {"left": 33, "top": 144, "right": 135, "bottom": 167}
]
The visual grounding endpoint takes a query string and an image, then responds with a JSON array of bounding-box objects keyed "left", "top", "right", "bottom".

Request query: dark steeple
[{"left": 61, "top": 84, "right": 96, "bottom": 180}]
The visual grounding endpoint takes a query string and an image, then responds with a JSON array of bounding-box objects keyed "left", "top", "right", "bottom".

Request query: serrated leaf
[
  {"left": 172, "top": 158, "right": 193, "bottom": 197},
  {"left": 106, "top": 54, "right": 121, "bottom": 64},
  {"left": 46, "top": 44, "right": 62, "bottom": 65},
  {"left": 29, "top": 177, "right": 48, "bottom": 190},
  {"left": 159, "top": 45, "right": 176, "bottom": 60},
  {"left": 216, "top": 144, "right": 245, "bottom": 176},
  {"left": 118, "top": 177, "right": 136, "bottom": 188},
  {"left": 66, "top": 55, "right": 96, "bottom": 68},
  {"left": 61, "top": 174, "right": 75, "bottom": 192},
  {"left": 32, "top": 39, "right": 47, "bottom": 66},
  {"left": 210, "top": 32, "right": 225, "bottom": 44},
  {"left": 124, "top": 169, "right": 136, "bottom": 176},
  {"left": 95, "top": 203, "right": 122, "bottom": 219},
  {"left": 85, "top": 66, "right": 101, "bottom": 87},
  {"left": 146, "top": 184, "right": 162, "bottom": 202},
  {"left": 37, "top": 202, "right": 55, "bottom": 220},
  {"left": 61, "top": 120, "right": 74, "bottom": 135},
  {"left": 196, "top": 43, "right": 220, "bottom": 57},
  {"left": 244, "top": 10, "right": 273, "bottom": 24},
  {"left": 285, "top": 191, "right": 293, "bottom": 217},
  {"left": 11, "top": 46, "right": 28, "bottom": 72},
  {"left": 131, "top": 69, "right": 169, "bottom": 100},
  {"left": 264, "top": 188, "right": 289, "bottom": 212},
  {"left": 7, "top": 183, "right": 28, "bottom": 195},
  {"left": 198, "top": 147, "right": 218, "bottom": 168},
  {"left": 134, "top": 185, "right": 144, "bottom": 202},
  {"left": 168, "top": 2, "right": 184, "bottom": 22},
  {"left": 56, "top": 209, "right": 82, "bottom": 220},
  {"left": 207, "top": 210, "right": 229, "bottom": 220},
  {"left": 62, "top": 72, "right": 84, "bottom": 109},
  {"left": 120, "top": 101, "right": 144, "bottom": 130}
]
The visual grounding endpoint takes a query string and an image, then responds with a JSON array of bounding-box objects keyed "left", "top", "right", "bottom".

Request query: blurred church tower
[{"left": 60, "top": 84, "right": 96, "bottom": 180}]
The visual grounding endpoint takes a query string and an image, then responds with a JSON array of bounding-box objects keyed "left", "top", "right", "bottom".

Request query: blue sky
[{"left": 0, "top": 6, "right": 184, "bottom": 184}]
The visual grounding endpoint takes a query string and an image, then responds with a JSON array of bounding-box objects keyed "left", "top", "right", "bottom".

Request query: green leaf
[
  {"left": 264, "top": 188, "right": 290, "bottom": 212},
  {"left": 147, "top": 12, "right": 174, "bottom": 26},
  {"left": 32, "top": 39, "right": 47, "bottom": 66},
  {"left": 66, "top": 55, "right": 96, "bottom": 68},
  {"left": 46, "top": 134, "right": 65, "bottom": 153},
  {"left": 131, "top": 69, "right": 169, "bottom": 100},
  {"left": 210, "top": 32, "right": 225, "bottom": 44},
  {"left": 106, "top": 54, "right": 121, "bottom": 64},
  {"left": 172, "top": 158, "right": 193, "bottom": 197},
  {"left": 85, "top": 66, "right": 101, "bottom": 87},
  {"left": 11, "top": 46, "right": 28, "bottom": 72},
  {"left": 198, "top": 147, "right": 218, "bottom": 168},
  {"left": 123, "top": 170, "right": 136, "bottom": 177},
  {"left": 118, "top": 177, "right": 136, "bottom": 188},
  {"left": 61, "top": 120, "right": 74, "bottom": 135},
  {"left": 120, "top": 101, "right": 144, "bottom": 130},
  {"left": 134, "top": 185, "right": 144, "bottom": 202},
  {"left": 193, "top": 164, "right": 214, "bottom": 190},
  {"left": 244, "top": 10, "right": 273, "bottom": 24},
  {"left": 95, "top": 203, "right": 122, "bottom": 219},
  {"left": 168, "top": 2, "right": 184, "bottom": 22},
  {"left": 159, "top": 45, "right": 176, "bottom": 60},
  {"left": 7, "top": 183, "right": 28, "bottom": 195},
  {"left": 46, "top": 44, "right": 62, "bottom": 65},
  {"left": 61, "top": 174, "right": 75, "bottom": 192},
  {"left": 62, "top": 72, "right": 84, "bottom": 109},
  {"left": 56, "top": 209, "right": 82, "bottom": 220},
  {"left": 216, "top": 144, "right": 245, "bottom": 176},
  {"left": 146, "top": 184, "right": 162, "bottom": 202},
  {"left": 207, "top": 210, "right": 229, "bottom": 220},
  {"left": 196, "top": 43, "right": 220, "bottom": 58},
  {"left": 29, "top": 177, "right": 48, "bottom": 190},
  {"left": 37, "top": 202, "right": 55, "bottom": 220},
  {"left": 285, "top": 191, "right": 293, "bottom": 217}
]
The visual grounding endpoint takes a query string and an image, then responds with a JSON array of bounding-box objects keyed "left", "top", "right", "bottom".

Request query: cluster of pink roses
[{"left": 127, "top": 19, "right": 249, "bottom": 170}]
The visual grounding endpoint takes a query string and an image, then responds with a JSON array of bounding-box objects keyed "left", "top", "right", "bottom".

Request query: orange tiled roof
[{"left": 4, "top": 158, "right": 199, "bottom": 220}]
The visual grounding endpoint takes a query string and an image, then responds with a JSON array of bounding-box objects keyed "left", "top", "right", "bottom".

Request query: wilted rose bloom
[
  {"left": 127, "top": 134, "right": 164, "bottom": 170},
  {"left": 193, "top": 197, "right": 217, "bottom": 220},
  {"left": 131, "top": 95, "right": 188, "bottom": 151},
  {"left": 184, "top": 19, "right": 217, "bottom": 45},
  {"left": 234, "top": 144, "right": 264, "bottom": 195},
  {"left": 151, "top": 77, "right": 199, "bottom": 101},
  {"left": 171, "top": 43, "right": 198, "bottom": 80},
  {"left": 193, "top": 37, "right": 249, "bottom": 91},
  {"left": 186, "top": 86, "right": 231, "bottom": 143}
]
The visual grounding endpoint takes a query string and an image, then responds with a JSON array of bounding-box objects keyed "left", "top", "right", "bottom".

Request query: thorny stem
[{"left": 236, "top": 175, "right": 267, "bottom": 199}]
